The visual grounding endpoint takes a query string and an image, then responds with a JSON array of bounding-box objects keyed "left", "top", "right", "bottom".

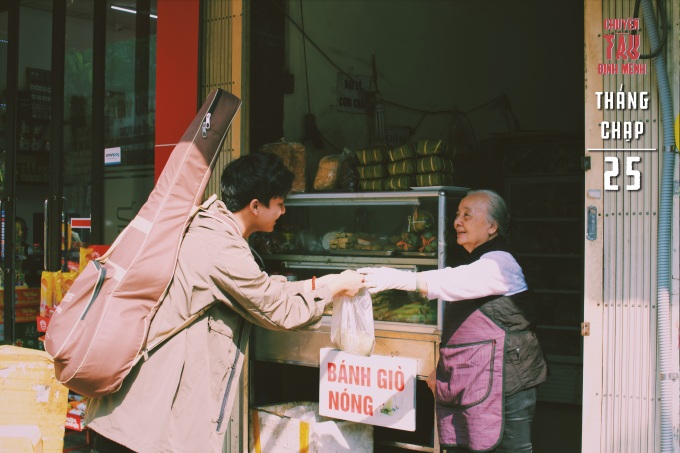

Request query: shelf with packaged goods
[
  {"left": 534, "top": 289, "right": 582, "bottom": 294},
  {"left": 516, "top": 253, "right": 582, "bottom": 258},
  {"left": 261, "top": 254, "right": 438, "bottom": 268},
  {"left": 514, "top": 218, "right": 580, "bottom": 222},
  {"left": 282, "top": 187, "right": 469, "bottom": 207}
]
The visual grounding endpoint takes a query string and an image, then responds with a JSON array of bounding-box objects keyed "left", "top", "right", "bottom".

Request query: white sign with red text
[{"left": 319, "top": 348, "right": 417, "bottom": 431}]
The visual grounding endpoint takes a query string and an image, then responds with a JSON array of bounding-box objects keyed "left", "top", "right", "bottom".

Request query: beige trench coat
[{"left": 85, "top": 201, "right": 333, "bottom": 453}]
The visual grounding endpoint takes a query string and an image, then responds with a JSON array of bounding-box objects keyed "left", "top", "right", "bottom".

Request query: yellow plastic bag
[
  {"left": 61, "top": 271, "right": 78, "bottom": 298},
  {"left": 40, "top": 272, "right": 54, "bottom": 318},
  {"left": 53, "top": 271, "right": 63, "bottom": 308}
]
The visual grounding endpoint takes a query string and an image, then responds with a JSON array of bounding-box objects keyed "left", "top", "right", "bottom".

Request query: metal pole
[
  {"left": 90, "top": 0, "right": 106, "bottom": 245},
  {"left": 437, "top": 190, "right": 446, "bottom": 332},
  {"left": 49, "top": 0, "right": 66, "bottom": 271},
  {"left": 2, "top": 0, "right": 20, "bottom": 345}
]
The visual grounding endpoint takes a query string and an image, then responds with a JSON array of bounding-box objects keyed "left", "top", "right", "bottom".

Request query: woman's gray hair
[{"left": 466, "top": 189, "right": 511, "bottom": 238}]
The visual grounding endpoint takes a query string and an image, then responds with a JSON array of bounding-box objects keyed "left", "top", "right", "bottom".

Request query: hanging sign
[
  {"left": 337, "top": 73, "right": 371, "bottom": 113},
  {"left": 385, "top": 126, "right": 411, "bottom": 147},
  {"left": 70, "top": 218, "right": 91, "bottom": 229},
  {"left": 319, "top": 348, "right": 417, "bottom": 431}
]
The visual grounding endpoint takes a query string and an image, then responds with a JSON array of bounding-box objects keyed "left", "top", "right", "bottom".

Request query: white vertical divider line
[
  {"left": 649, "top": 48, "right": 659, "bottom": 452},
  {"left": 624, "top": 5, "right": 634, "bottom": 447},
  {"left": 632, "top": 20, "right": 644, "bottom": 447},
  {"left": 604, "top": 4, "right": 614, "bottom": 448},
  {"left": 641, "top": 23, "right": 652, "bottom": 449},
  {"left": 667, "top": 1, "right": 680, "bottom": 451},
  {"left": 603, "top": 1, "right": 611, "bottom": 439},
  {"left": 628, "top": 7, "right": 638, "bottom": 442},
  {"left": 610, "top": 3, "right": 619, "bottom": 445}
]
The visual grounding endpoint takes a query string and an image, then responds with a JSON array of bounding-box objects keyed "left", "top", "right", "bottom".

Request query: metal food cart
[{"left": 250, "top": 187, "right": 469, "bottom": 452}]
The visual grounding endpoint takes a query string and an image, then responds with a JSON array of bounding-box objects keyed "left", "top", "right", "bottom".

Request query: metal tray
[
  {"left": 329, "top": 250, "right": 397, "bottom": 257},
  {"left": 399, "top": 251, "right": 437, "bottom": 257}
]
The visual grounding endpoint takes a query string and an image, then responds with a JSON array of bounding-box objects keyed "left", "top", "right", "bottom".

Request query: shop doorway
[
  {"left": 1, "top": 0, "right": 157, "bottom": 347},
  {"left": 246, "top": 1, "right": 586, "bottom": 452}
]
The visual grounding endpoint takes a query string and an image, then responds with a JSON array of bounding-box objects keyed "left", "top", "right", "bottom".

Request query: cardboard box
[
  {"left": 0, "top": 346, "right": 69, "bottom": 453},
  {"left": 250, "top": 402, "right": 372, "bottom": 453},
  {"left": 0, "top": 425, "right": 43, "bottom": 452}
]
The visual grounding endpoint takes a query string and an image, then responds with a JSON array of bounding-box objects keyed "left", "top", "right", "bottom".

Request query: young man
[{"left": 86, "top": 153, "right": 364, "bottom": 453}]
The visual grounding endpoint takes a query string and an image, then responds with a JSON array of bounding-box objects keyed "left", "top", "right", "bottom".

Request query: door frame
[
  {"left": 582, "top": 0, "right": 604, "bottom": 449},
  {"left": 0, "top": 0, "right": 122, "bottom": 345}
]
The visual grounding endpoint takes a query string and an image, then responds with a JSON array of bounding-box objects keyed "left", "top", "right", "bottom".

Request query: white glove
[{"left": 357, "top": 267, "right": 417, "bottom": 294}]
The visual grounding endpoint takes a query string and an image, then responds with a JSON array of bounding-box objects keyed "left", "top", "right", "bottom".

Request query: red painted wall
[{"left": 155, "top": 0, "right": 200, "bottom": 183}]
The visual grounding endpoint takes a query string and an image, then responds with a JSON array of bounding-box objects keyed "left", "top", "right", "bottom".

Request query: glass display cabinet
[{"left": 250, "top": 187, "right": 469, "bottom": 377}]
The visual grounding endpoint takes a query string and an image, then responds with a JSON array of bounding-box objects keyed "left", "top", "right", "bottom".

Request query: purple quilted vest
[{"left": 436, "top": 300, "right": 506, "bottom": 451}]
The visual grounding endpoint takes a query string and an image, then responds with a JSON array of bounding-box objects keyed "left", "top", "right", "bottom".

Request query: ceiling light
[{"left": 111, "top": 5, "right": 157, "bottom": 19}]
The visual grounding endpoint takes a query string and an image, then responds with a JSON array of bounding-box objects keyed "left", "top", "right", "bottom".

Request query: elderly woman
[{"left": 359, "top": 190, "right": 547, "bottom": 453}]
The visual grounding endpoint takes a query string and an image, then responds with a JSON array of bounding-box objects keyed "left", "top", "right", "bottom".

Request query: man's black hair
[{"left": 220, "top": 152, "right": 294, "bottom": 212}]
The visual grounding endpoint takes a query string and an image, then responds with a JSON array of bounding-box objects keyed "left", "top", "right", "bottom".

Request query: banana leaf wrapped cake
[
  {"left": 360, "top": 179, "right": 385, "bottom": 191},
  {"left": 387, "top": 159, "right": 417, "bottom": 176},
  {"left": 357, "top": 164, "right": 388, "bottom": 180},
  {"left": 387, "top": 143, "right": 417, "bottom": 162},
  {"left": 385, "top": 176, "right": 416, "bottom": 190},
  {"left": 416, "top": 172, "right": 454, "bottom": 187},
  {"left": 356, "top": 146, "right": 387, "bottom": 166},
  {"left": 417, "top": 155, "right": 454, "bottom": 174},
  {"left": 416, "top": 138, "right": 452, "bottom": 157}
]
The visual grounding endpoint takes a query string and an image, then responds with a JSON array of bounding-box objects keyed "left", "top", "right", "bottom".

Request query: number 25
[{"left": 604, "top": 156, "right": 641, "bottom": 191}]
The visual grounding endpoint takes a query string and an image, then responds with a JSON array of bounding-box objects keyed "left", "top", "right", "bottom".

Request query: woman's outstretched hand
[{"left": 357, "top": 267, "right": 417, "bottom": 294}]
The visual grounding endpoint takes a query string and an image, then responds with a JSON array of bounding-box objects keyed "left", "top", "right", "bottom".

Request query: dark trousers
[
  {"left": 94, "top": 432, "right": 137, "bottom": 453},
  {"left": 447, "top": 386, "right": 537, "bottom": 453}
]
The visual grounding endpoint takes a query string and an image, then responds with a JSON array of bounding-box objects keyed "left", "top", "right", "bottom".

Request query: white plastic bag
[{"left": 330, "top": 288, "right": 375, "bottom": 356}]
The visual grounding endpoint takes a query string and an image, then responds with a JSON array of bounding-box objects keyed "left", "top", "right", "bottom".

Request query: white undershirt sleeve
[{"left": 420, "top": 251, "right": 528, "bottom": 302}]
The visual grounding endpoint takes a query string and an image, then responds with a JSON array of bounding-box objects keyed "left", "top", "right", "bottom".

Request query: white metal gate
[{"left": 583, "top": 0, "right": 679, "bottom": 451}]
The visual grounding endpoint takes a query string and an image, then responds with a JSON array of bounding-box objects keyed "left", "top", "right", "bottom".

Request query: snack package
[
  {"left": 338, "top": 158, "right": 359, "bottom": 192},
  {"left": 330, "top": 288, "right": 375, "bottom": 357},
  {"left": 79, "top": 247, "right": 94, "bottom": 273},
  {"left": 15, "top": 273, "right": 26, "bottom": 287},
  {"left": 297, "top": 230, "right": 324, "bottom": 253},
  {"left": 314, "top": 148, "right": 354, "bottom": 191},
  {"left": 66, "top": 392, "right": 89, "bottom": 430},
  {"left": 61, "top": 271, "right": 78, "bottom": 297},
  {"left": 260, "top": 141, "right": 307, "bottom": 192},
  {"left": 53, "top": 271, "right": 63, "bottom": 309},
  {"left": 79, "top": 245, "right": 111, "bottom": 272},
  {"left": 40, "top": 271, "right": 55, "bottom": 318}
]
